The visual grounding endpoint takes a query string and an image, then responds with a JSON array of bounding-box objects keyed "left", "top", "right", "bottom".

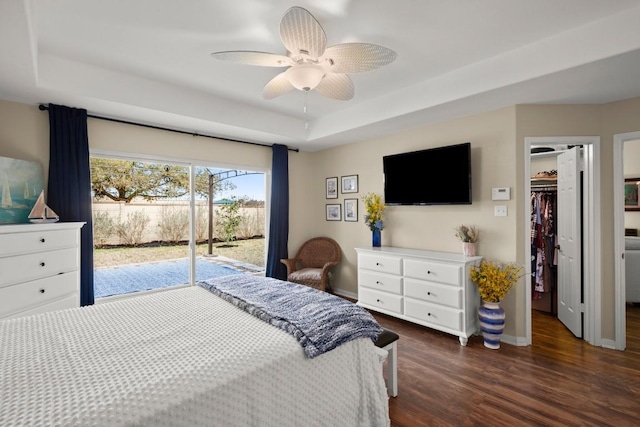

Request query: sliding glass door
[{"left": 90, "top": 154, "right": 266, "bottom": 299}]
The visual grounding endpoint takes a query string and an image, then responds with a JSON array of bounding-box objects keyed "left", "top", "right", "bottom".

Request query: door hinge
[{"left": 579, "top": 303, "right": 586, "bottom": 312}]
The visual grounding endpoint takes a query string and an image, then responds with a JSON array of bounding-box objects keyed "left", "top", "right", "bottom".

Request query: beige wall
[
  {"left": 88, "top": 118, "right": 273, "bottom": 170},
  {"left": 313, "top": 107, "right": 519, "bottom": 307},
  {"left": 3, "top": 96, "right": 640, "bottom": 344},
  {"left": 0, "top": 102, "right": 50, "bottom": 186}
]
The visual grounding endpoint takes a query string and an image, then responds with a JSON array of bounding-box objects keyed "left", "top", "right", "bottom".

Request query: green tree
[
  {"left": 214, "top": 197, "right": 245, "bottom": 246},
  {"left": 90, "top": 159, "right": 233, "bottom": 203}
]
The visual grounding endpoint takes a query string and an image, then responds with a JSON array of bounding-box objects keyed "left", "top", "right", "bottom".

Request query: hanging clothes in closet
[{"left": 530, "top": 186, "right": 558, "bottom": 304}]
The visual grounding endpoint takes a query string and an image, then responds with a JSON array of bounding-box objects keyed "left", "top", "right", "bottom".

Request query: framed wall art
[
  {"left": 326, "top": 204, "right": 341, "bottom": 221},
  {"left": 341, "top": 175, "right": 358, "bottom": 194},
  {"left": 326, "top": 177, "right": 338, "bottom": 199},
  {"left": 344, "top": 198, "right": 358, "bottom": 222},
  {"left": 0, "top": 156, "right": 44, "bottom": 224},
  {"left": 625, "top": 178, "right": 640, "bottom": 211}
]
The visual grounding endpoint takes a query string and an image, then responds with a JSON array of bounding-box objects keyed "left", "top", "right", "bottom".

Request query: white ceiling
[{"left": 2, "top": 0, "right": 640, "bottom": 152}]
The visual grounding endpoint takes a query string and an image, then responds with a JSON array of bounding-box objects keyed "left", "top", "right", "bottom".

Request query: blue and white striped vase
[{"left": 478, "top": 301, "right": 505, "bottom": 349}]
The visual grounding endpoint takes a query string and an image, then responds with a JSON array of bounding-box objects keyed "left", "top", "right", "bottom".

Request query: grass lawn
[{"left": 94, "top": 238, "right": 266, "bottom": 268}]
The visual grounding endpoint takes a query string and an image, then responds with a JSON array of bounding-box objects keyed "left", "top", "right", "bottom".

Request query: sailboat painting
[{"left": 0, "top": 156, "right": 44, "bottom": 224}]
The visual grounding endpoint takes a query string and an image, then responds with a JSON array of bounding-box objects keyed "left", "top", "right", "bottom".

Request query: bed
[{"left": 0, "top": 275, "right": 390, "bottom": 426}]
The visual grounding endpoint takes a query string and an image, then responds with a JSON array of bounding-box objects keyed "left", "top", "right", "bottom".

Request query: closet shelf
[
  {"left": 531, "top": 149, "right": 568, "bottom": 159},
  {"left": 531, "top": 177, "right": 557, "bottom": 186}
]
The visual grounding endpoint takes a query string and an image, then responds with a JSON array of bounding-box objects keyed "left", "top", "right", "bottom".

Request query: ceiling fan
[{"left": 211, "top": 6, "right": 397, "bottom": 101}]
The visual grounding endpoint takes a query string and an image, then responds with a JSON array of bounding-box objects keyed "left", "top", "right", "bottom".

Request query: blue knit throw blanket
[{"left": 198, "top": 275, "right": 382, "bottom": 358}]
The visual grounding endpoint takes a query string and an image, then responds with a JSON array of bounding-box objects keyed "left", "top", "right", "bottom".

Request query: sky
[{"left": 215, "top": 170, "right": 265, "bottom": 201}]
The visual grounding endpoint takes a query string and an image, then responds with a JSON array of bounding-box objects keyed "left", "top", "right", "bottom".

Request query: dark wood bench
[{"left": 374, "top": 328, "right": 399, "bottom": 397}]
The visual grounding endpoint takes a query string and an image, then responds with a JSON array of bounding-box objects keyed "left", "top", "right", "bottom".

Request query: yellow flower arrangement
[
  {"left": 470, "top": 260, "right": 524, "bottom": 303},
  {"left": 361, "top": 192, "right": 386, "bottom": 231}
]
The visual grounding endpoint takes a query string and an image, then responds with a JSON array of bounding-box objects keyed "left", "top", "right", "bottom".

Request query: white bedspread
[{"left": 1, "top": 286, "right": 390, "bottom": 426}]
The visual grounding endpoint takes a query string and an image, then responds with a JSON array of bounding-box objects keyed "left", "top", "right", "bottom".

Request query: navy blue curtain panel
[
  {"left": 47, "top": 104, "right": 95, "bottom": 306},
  {"left": 265, "top": 144, "right": 289, "bottom": 280}
]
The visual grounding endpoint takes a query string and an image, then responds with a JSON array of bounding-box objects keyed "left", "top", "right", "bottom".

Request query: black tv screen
[{"left": 383, "top": 142, "right": 472, "bottom": 205}]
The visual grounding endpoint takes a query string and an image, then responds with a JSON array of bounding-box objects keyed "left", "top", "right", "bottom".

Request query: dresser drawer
[
  {"left": 359, "top": 270, "right": 402, "bottom": 295},
  {"left": 404, "top": 278, "right": 462, "bottom": 309},
  {"left": 0, "top": 272, "right": 78, "bottom": 318},
  {"left": 2, "top": 293, "right": 79, "bottom": 320},
  {"left": 404, "top": 258, "right": 461, "bottom": 286},
  {"left": 0, "top": 248, "right": 79, "bottom": 286},
  {"left": 405, "top": 298, "right": 462, "bottom": 331},
  {"left": 359, "top": 253, "right": 402, "bottom": 275},
  {"left": 358, "top": 288, "right": 403, "bottom": 315},
  {"left": 0, "top": 229, "right": 79, "bottom": 257}
]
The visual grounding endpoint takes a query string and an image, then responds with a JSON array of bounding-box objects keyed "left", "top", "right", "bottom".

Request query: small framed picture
[
  {"left": 326, "top": 204, "right": 341, "bottom": 221},
  {"left": 344, "top": 198, "right": 358, "bottom": 222},
  {"left": 625, "top": 178, "right": 640, "bottom": 211},
  {"left": 341, "top": 175, "right": 358, "bottom": 194},
  {"left": 326, "top": 177, "right": 338, "bottom": 199}
]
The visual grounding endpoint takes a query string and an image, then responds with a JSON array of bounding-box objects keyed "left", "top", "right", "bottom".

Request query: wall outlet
[{"left": 494, "top": 205, "right": 508, "bottom": 216}]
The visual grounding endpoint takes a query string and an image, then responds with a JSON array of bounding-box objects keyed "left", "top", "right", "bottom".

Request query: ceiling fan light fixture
[
  {"left": 211, "top": 7, "right": 396, "bottom": 100},
  {"left": 285, "top": 63, "right": 325, "bottom": 92}
]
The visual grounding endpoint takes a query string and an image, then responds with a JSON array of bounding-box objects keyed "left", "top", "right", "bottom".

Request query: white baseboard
[
  {"left": 600, "top": 338, "right": 619, "bottom": 350},
  {"left": 500, "top": 334, "right": 528, "bottom": 346},
  {"left": 333, "top": 288, "right": 358, "bottom": 300}
]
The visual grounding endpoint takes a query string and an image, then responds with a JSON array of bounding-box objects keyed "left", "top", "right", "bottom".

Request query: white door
[{"left": 557, "top": 147, "right": 582, "bottom": 338}]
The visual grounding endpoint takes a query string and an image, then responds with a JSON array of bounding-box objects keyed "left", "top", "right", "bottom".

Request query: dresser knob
[
  {"left": 40, "top": 238, "right": 45, "bottom": 243},
  {"left": 40, "top": 262, "right": 45, "bottom": 267},
  {"left": 376, "top": 262, "right": 381, "bottom": 266},
  {"left": 376, "top": 281, "right": 382, "bottom": 285},
  {"left": 427, "top": 313, "right": 431, "bottom": 316},
  {"left": 39, "top": 289, "right": 45, "bottom": 294},
  {"left": 427, "top": 291, "right": 431, "bottom": 296},
  {"left": 376, "top": 299, "right": 381, "bottom": 303},
  {"left": 427, "top": 270, "right": 431, "bottom": 274}
]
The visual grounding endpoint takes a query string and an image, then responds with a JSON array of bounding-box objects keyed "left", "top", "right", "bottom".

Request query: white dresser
[
  {"left": 0, "top": 222, "right": 85, "bottom": 320},
  {"left": 356, "top": 246, "right": 482, "bottom": 346}
]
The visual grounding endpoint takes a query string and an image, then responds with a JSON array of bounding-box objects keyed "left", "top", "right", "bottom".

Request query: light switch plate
[
  {"left": 492, "top": 187, "right": 511, "bottom": 200},
  {"left": 495, "top": 205, "right": 508, "bottom": 216}
]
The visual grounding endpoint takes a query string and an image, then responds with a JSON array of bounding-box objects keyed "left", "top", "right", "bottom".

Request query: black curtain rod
[{"left": 38, "top": 104, "right": 298, "bottom": 152}]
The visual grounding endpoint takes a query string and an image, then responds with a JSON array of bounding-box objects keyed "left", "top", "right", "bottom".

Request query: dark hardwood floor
[{"left": 371, "top": 304, "right": 640, "bottom": 427}]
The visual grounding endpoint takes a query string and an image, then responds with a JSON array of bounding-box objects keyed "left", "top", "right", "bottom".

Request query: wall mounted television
[{"left": 383, "top": 142, "right": 472, "bottom": 205}]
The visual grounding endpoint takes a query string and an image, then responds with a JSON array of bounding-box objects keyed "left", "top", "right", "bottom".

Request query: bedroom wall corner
[
  {"left": 0, "top": 100, "right": 50, "bottom": 187},
  {"left": 285, "top": 150, "right": 318, "bottom": 257}
]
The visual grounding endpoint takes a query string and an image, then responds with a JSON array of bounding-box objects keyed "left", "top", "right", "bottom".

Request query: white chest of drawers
[
  {"left": 0, "top": 222, "right": 85, "bottom": 320},
  {"left": 356, "top": 246, "right": 482, "bottom": 346}
]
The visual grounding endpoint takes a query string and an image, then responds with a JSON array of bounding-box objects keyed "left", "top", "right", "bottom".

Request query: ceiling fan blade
[
  {"left": 279, "top": 6, "right": 327, "bottom": 60},
  {"left": 263, "top": 71, "right": 295, "bottom": 99},
  {"left": 314, "top": 74, "right": 354, "bottom": 101},
  {"left": 321, "top": 43, "right": 397, "bottom": 73},
  {"left": 211, "top": 51, "right": 295, "bottom": 67}
]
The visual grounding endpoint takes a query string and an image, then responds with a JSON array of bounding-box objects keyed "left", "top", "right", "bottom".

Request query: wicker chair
[{"left": 280, "top": 237, "right": 342, "bottom": 292}]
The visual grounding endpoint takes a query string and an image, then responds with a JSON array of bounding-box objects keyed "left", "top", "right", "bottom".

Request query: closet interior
[{"left": 530, "top": 148, "right": 560, "bottom": 315}]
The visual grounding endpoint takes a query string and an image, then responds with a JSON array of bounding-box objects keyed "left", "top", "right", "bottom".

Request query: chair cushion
[{"left": 288, "top": 267, "right": 322, "bottom": 283}]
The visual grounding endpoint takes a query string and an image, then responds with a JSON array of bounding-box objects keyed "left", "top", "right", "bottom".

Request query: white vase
[{"left": 462, "top": 242, "right": 477, "bottom": 257}]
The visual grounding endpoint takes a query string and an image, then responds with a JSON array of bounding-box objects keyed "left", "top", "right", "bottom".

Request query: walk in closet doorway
[{"left": 524, "top": 136, "right": 600, "bottom": 347}]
